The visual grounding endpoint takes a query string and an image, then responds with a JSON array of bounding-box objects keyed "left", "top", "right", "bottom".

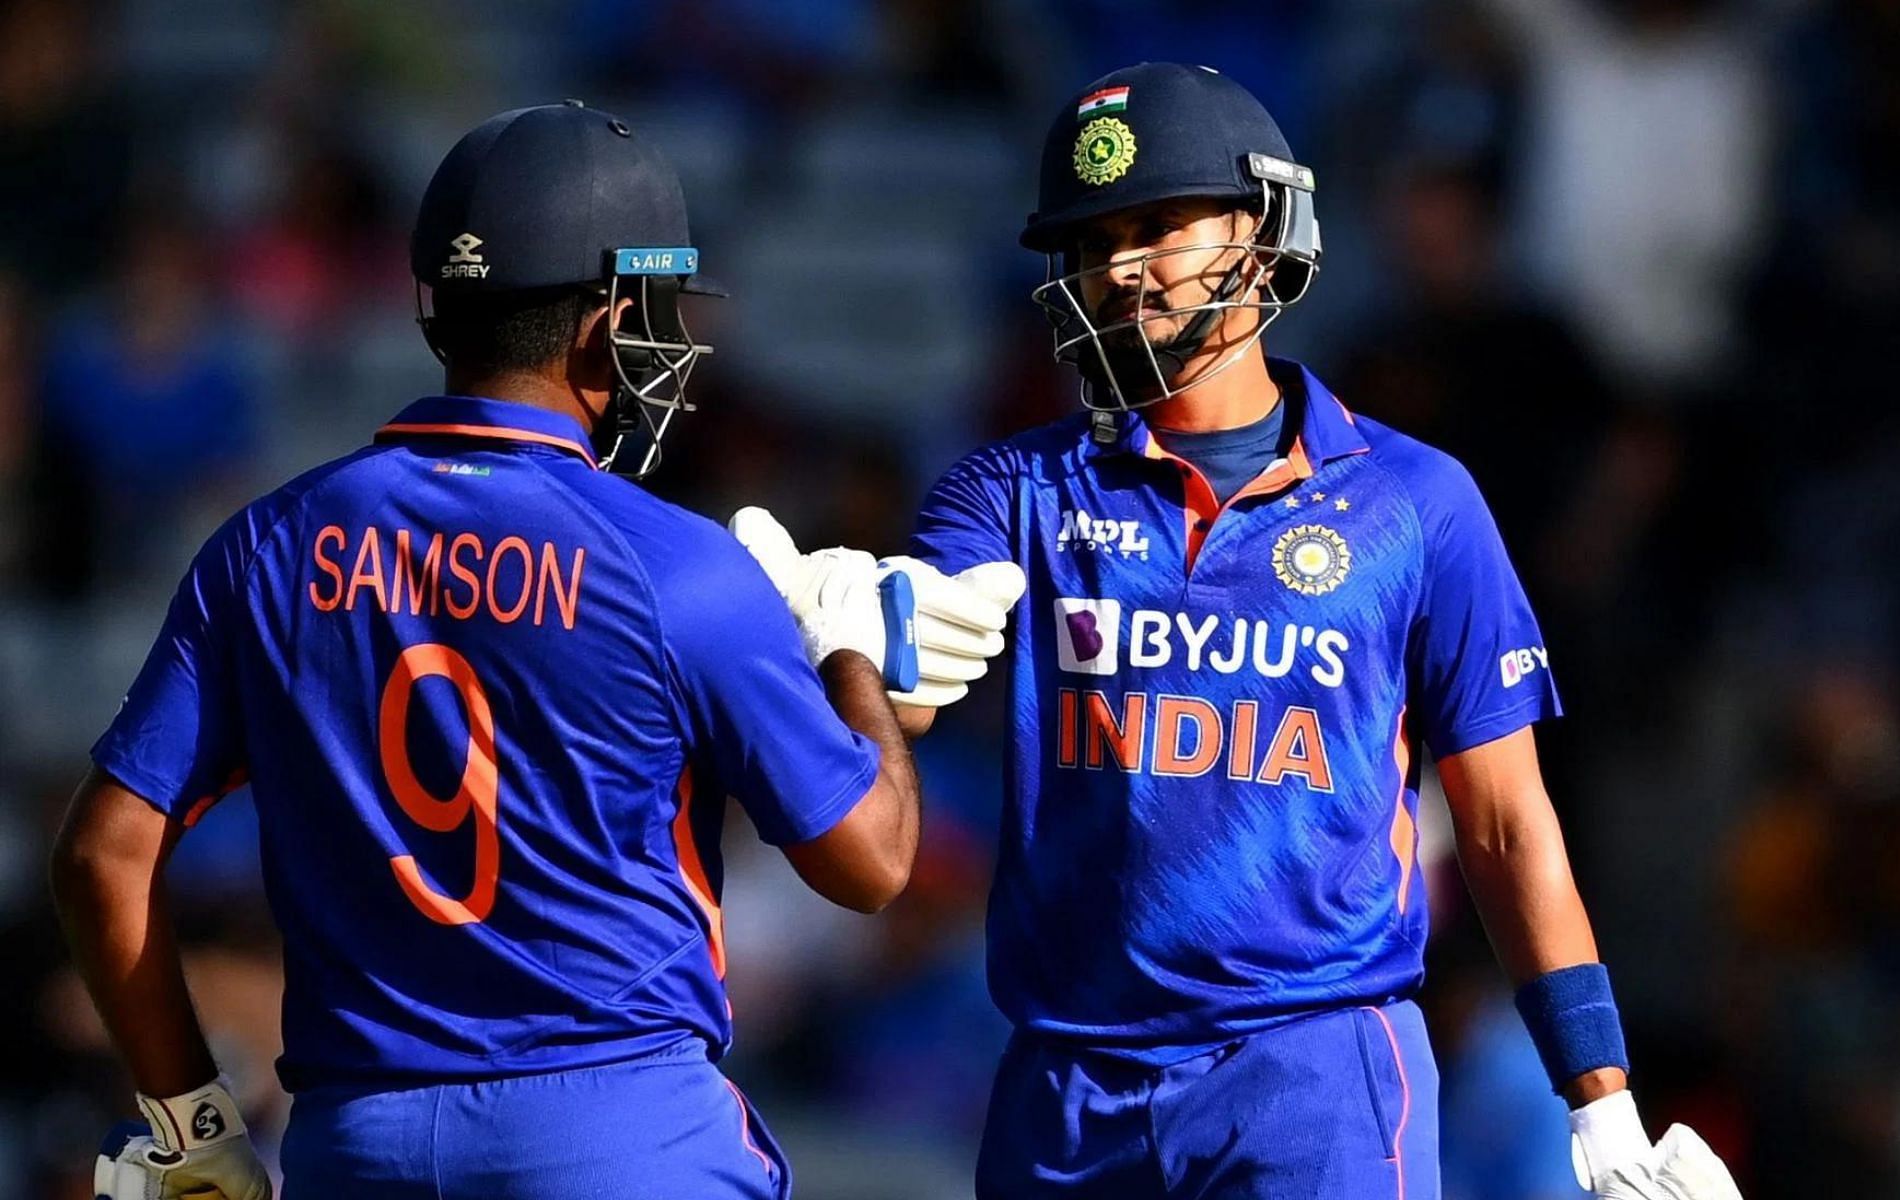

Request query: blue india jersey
[
  {"left": 92, "top": 395, "right": 879, "bottom": 1091},
  {"left": 912, "top": 360, "right": 1561, "bottom": 1062}
]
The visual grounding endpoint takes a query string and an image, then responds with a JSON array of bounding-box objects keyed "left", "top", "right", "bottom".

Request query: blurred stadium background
[{"left": 2, "top": 0, "right": 1897, "bottom": 1196}]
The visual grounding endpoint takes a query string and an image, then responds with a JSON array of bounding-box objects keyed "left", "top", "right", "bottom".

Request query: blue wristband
[{"left": 1513, "top": 963, "right": 1630, "bottom": 1093}]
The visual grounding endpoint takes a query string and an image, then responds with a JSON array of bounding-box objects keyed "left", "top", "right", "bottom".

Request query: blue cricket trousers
[
  {"left": 977, "top": 1000, "right": 1440, "bottom": 1200},
  {"left": 280, "top": 1046, "right": 789, "bottom": 1199}
]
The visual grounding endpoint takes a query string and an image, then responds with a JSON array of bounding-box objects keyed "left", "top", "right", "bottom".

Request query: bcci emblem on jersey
[
  {"left": 1054, "top": 597, "right": 1122, "bottom": 675},
  {"left": 1272, "top": 524, "right": 1351, "bottom": 596}
]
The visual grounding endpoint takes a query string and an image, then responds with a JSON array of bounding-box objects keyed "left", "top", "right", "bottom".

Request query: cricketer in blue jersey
[
  {"left": 740, "top": 64, "right": 1744, "bottom": 1200},
  {"left": 53, "top": 103, "right": 1022, "bottom": 1200}
]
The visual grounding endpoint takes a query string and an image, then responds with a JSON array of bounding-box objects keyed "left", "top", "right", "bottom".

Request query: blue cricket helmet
[
  {"left": 1022, "top": 62, "right": 1318, "bottom": 261},
  {"left": 411, "top": 100, "right": 721, "bottom": 477},
  {"left": 1021, "top": 63, "right": 1322, "bottom": 412}
]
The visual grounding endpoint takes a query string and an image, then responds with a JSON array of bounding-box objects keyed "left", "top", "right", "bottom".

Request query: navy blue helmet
[
  {"left": 1022, "top": 64, "right": 1321, "bottom": 411},
  {"left": 411, "top": 100, "right": 722, "bottom": 476}
]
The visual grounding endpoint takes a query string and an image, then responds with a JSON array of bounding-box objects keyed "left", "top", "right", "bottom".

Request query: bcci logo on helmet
[
  {"left": 442, "top": 232, "right": 490, "bottom": 279},
  {"left": 1073, "top": 117, "right": 1137, "bottom": 187}
]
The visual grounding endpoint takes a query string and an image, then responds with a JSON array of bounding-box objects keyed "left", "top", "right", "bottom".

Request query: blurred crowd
[{"left": 3, "top": 0, "right": 1898, "bottom": 1196}]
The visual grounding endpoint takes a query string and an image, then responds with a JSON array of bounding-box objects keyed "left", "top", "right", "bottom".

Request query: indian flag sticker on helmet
[
  {"left": 1074, "top": 117, "right": 1138, "bottom": 186},
  {"left": 1077, "top": 86, "right": 1130, "bottom": 119}
]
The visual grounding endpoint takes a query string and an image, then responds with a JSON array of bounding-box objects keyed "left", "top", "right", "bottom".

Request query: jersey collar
[
  {"left": 1086, "top": 358, "right": 1370, "bottom": 469},
  {"left": 376, "top": 395, "right": 600, "bottom": 468}
]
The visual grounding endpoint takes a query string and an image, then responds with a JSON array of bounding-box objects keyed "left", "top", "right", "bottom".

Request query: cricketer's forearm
[
  {"left": 50, "top": 767, "right": 219, "bottom": 1099},
  {"left": 1438, "top": 727, "right": 1628, "bottom": 1107}
]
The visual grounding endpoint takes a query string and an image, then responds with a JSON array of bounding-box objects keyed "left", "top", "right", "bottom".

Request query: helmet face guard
[
  {"left": 1030, "top": 159, "right": 1320, "bottom": 413},
  {"left": 414, "top": 246, "right": 714, "bottom": 479},
  {"left": 596, "top": 249, "right": 713, "bottom": 478}
]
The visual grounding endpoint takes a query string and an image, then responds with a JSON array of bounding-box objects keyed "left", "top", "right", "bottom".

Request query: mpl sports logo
[{"left": 1056, "top": 508, "right": 1150, "bottom": 559}]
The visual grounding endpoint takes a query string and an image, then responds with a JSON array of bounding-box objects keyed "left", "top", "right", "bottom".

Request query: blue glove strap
[
  {"left": 878, "top": 571, "right": 919, "bottom": 692},
  {"left": 1514, "top": 963, "right": 1630, "bottom": 1093}
]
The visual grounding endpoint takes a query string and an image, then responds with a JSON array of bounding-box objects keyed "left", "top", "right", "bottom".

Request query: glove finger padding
[
  {"left": 916, "top": 646, "right": 991, "bottom": 685},
  {"left": 889, "top": 678, "right": 970, "bottom": 708},
  {"left": 879, "top": 556, "right": 1017, "bottom": 633},
  {"left": 913, "top": 611, "right": 1005, "bottom": 659},
  {"left": 727, "top": 506, "right": 808, "bottom": 598},
  {"left": 956, "top": 561, "right": 1028, "bottom": 609},
  {"left": 1648, "top": 1126, "right": 1742, "bottom": 1200},
  {"left": 806, "top": 548, "right": 881, "bottom": 612}
]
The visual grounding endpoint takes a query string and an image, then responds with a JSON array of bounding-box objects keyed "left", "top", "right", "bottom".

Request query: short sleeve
[
  {"left": 910, "top": 445, "right": 1015, "bottom": 574},
  {"left": 656, "top": 530, "right": 880, "bottom": 847},
  {"left": 1407, "top": 462, "right": 1562, "bottom": 756},
  {"left": 91, "top": 515, "right": 254, "bottom": 819}
]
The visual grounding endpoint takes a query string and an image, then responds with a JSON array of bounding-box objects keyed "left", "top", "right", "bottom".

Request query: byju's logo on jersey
[
  {"left": 1056, "top": 508, "right": 1150, "bottom": 559},
  {"left": 1499, "top": 645, "right": 1550, "bottom": 687},
  {"left": 1054, "top": 597, "right": 1121, "bottom": 675},
  {"left": 442, "top": 232, "right": 490, "bottom": 279},
  {"left": 1054, "top": 597, "right": 1352, "bottom": 686}
]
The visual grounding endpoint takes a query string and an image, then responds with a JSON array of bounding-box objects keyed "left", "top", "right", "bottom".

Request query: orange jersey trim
[
  {"left": 671, "top": 770, "right": 728, "bottom": 978},
  {"left": 1141, "top": 431, "right": 1317, "bottom": 573},
  {"left": 1387, "top": 708, "right": 1416, "bottom": 914},
  {"left": 181, "top": 768, "right": 251, "bottom": 828},
  {"left": 376, "top": 422, "right": 598, "bottom": 467},
  {"left": 1369, "top": 1005, "right": 1414, "bottom": 1197}
]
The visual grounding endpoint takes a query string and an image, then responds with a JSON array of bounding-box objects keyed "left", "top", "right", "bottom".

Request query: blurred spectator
[
  {"left": 0, "top": 0, "right": 130, "bottom": 298},
  {"left": 566, "top": 0, "right": 878, "bottom": 118},
  {"left": 0, "top": 273, "right": 35, "bottom": 580},
  {"left": 33, "top": 205, "right": 258, "bottom": 596},
  {"left": 804, "top": 815, "right": 1008, "bottom": 1138},
  {"left": 225, "top": 129, "right": 404, "bottom": 340},
  {"left": 1485, "top": 0, "right": 1776, "bottom": 397},
  {"left": 1426, "top": 916, "right": 1588, "bottom": 1200},
  {"left": 1724, "top": 668, "right": 1900, "bottom": 1196},
  {"left": 1339, "top": 156, "right": 1609, "bottom": 580}
]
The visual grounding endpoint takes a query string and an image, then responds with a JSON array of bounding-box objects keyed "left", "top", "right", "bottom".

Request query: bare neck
[
  {"left": 1145, "top": 342, "right": 1281, "bottom": 433},
  {"left": 444, "top": 369, "right": 600, "bottom": 434}
]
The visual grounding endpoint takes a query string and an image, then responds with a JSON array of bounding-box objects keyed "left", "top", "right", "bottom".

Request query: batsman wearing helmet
[
  {"left": 785, "top": 62, "right": 1744, "bottom": 1200},
  {"left": 52, "top": 101, "right": 1019, "bottom": 1198}
]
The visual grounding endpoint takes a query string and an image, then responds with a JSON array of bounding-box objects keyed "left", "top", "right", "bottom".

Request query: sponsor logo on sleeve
[{"left": 1499, "top": 646, "right": 1550, "bottom": 687}]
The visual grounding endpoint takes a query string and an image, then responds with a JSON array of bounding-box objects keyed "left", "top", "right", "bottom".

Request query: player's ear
[{"left": 574, "top": 294, "right": 616, "bottom": 352}]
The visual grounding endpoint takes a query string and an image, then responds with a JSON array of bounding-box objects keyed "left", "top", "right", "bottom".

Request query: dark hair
[{"left": 429, "top": 286, "right": 601, "bottom": 374}]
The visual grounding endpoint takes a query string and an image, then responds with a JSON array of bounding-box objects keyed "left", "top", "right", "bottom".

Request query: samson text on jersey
[{"left": 911, "top": 360, "right": 1560, "bottom": 1062}]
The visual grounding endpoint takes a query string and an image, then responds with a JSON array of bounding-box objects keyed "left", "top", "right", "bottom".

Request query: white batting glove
[
  {"left": 1572, "top": 1091, "right": 1742, "bottom": 1200},
  {"left": 877, "top": 554, "right": 1026, "bottom": 708},
  {"left": 95, "top": 1080, "right": 272, "bottom": 1200},
  {"left": 728, "top": 507, "right": 919, "bottom": 688}
]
